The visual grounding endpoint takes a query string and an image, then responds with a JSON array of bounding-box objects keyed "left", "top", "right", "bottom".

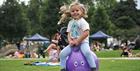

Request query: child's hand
[
  {"left": 69, "top": 39, "right": 75, "bottom": 46},
  {"left": 69, "top": 38, "right": 79, "bottom": 47},
  {"left": 73, "top": 39, "right": 79, "bottom": 46}
]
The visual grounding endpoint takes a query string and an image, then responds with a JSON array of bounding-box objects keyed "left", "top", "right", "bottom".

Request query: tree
[
  {"left": 115, "top": 16, "right": 136, "bottom": 29},
  {"left": 41, "top": 0, "right": 60, "bottom": 39},
  {"left": 27, "top": 0, "right": 44, "bottom": 35},
  {"left": 95, "top": 0, "right": 117, "bottom": 15},
  {"left": 90, "top": 6, "right": 113, "bottom": 34},
  {"left": 111, "top": 0, "right": 137, "bottom": 27},
  {"left": 20, "top": 2, "right": 31, "bottom": 36},
  {"left": 136, "top": 9, "right": 140, "bottom": 26},
  {"left": 0, "top": 0, "right": 28, "bottom": 41}
]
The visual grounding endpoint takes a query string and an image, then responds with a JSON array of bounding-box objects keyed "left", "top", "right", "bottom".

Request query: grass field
[
  {"left": 0, "top": 50, "right": 140, "bottom": 71},
  {"left": 0, "top": 59, "right": 140, "bottom": 71},
  {"left": 95, "top": 50, "right": 140, "bottom": 57}
]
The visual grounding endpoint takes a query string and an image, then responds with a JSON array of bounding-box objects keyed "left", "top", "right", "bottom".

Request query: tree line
[{"left": 0, "top": 0, "right": 140, "bottom": 42}]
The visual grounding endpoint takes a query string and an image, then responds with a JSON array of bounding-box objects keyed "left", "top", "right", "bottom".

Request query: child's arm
[
  {"left": 44, "top": 43, "right": 56, "bottom": 53},
  {"left": 67, "top": 32, "right": 71, "bottom": 42},
  {"left": 75, "top": 30, "right": 89, "bottom": 46},
  {"left": 67, "top": 32, "right": 75, "bottom": 46}
]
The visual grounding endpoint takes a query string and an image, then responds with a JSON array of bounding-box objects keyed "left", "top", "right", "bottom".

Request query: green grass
[
  {"left": 95, "top": 50, "right": 140, "bottom": 57},
  {"left": 0, "top": 60, "right": 60, "bottom": 71},
  {"left": 0, "top": 50, "right": 140, "bottom": 71},
  {"left": 99, "top": 59, "right": 140, "bottom": 71},
  {"left": 0, "top": 59, "right": 140, "bottom": 71},
  {"left": 95, "top": 50, "right": 122, "bottom": 57}
]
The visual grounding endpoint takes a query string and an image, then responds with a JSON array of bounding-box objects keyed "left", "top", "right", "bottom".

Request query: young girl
[{"left": 59, "top": 2, "right": 96, "bottom": 71}]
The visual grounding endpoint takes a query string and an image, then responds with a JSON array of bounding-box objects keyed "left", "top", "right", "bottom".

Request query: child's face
[{"left": 70, "top": 5, "right": 83, "bottom": 20}]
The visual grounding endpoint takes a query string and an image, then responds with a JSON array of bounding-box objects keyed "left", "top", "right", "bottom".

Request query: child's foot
[
  {"left": 91, "top": 68, "right": 96, "bottom": 71},
  {"left": 60, "top": 68, "right": 66, "bottom": 71}
]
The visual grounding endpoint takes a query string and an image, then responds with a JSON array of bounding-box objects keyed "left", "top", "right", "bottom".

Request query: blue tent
[
  {"left": 90, "top": 31, "right": 111, "bottom": 39},
  {"left": 25, "top": 33, "right": 49, "bottom": 41}
]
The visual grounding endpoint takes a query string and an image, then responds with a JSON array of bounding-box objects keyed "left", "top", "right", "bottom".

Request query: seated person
[
  {"left": 18, "top": 51, "right": 24, "bottom": 58},
  {"left": 30, "top": 50, "right": 38, "bottom": 58},
  {"left": 128, "top": 48, "right": 133, "bottom": 57},
  {"left": 48, "top": 47, "right": 59, "bottom": 63},
  {"left": 44, "top": 33, "right": 60, "bottom": 62},
  {"left": 121, "top": 46, "right": 129, "bottom": 57}
]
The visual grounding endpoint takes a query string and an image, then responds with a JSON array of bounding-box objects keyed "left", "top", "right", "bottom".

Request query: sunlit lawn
[
  {"left": 0, "top": 59, "right": 140, "bottom": 71},
  {"left": 0, "top": 50, "right": 140, "bottom": 71},
  {"left": 95, "top": 50, "right": 140, "bottom": 57}
]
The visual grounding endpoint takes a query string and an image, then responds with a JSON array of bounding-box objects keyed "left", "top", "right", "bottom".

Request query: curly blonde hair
[
  {"left": 69, "top": 1, "right": 88, "bottom": 18},
  {"left": 57, "top": 1, "right": 88, "bottom": 25},
  {"left": 57, "top": 4, "right": 70, "bottom": 25}
]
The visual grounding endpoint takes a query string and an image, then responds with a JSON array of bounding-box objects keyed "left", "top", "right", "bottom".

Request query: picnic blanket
[{"left": 31, "top": 62, "right": 60, "bottom": 66}]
